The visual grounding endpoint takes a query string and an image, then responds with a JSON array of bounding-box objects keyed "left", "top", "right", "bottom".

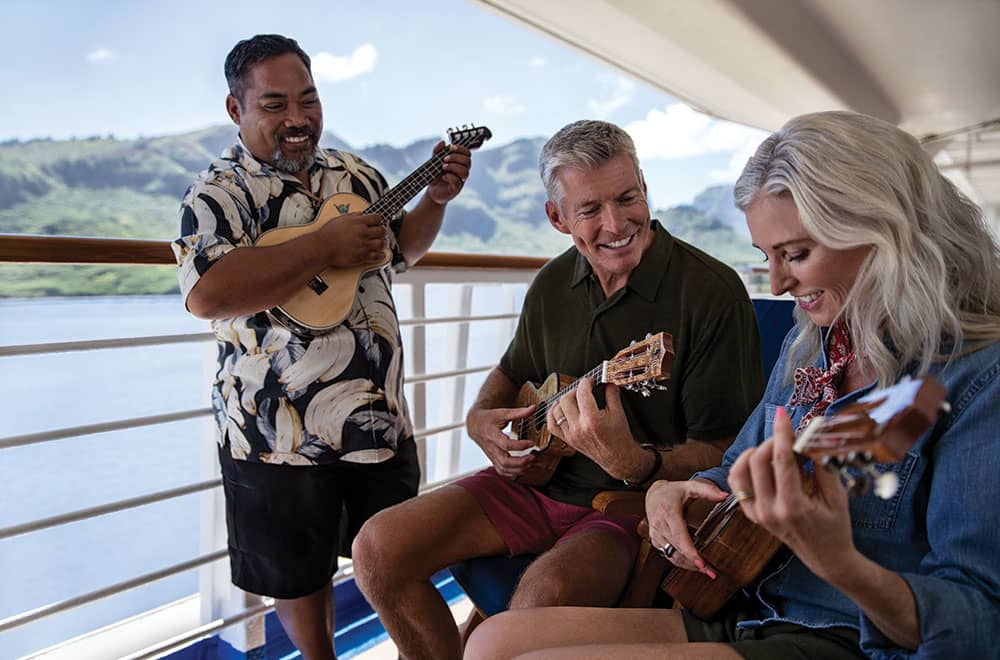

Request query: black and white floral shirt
[{"left": 173, "top": 140, "right": 413, "bottom": 466}]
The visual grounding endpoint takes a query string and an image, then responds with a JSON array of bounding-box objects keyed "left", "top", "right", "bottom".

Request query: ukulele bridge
[{"left": 307, "top": 275, "right": 329, "bottom": 295}]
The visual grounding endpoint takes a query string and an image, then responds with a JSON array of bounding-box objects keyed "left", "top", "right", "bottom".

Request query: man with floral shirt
[{"left": 172, "top": 34, "right": 471, "bottom": 660}]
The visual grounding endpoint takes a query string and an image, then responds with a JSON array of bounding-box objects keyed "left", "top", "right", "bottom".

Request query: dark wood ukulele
[
  {"left": 661, "top": 376, "right": 948, "bottom": 619},
  {"left": 509, "top": 332, "right": 674, "bottom": 486}
]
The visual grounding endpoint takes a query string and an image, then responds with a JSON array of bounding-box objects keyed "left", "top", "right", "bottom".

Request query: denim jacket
[{"left": 695, "top": 327, "right": 1000, "bottom": 659}]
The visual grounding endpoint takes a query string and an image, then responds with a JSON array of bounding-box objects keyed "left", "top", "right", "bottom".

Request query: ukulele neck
[{"left": 366, "top": 149, "right": 450, "bottom": 219}]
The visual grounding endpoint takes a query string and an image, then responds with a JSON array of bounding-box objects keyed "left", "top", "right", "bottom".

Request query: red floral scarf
[{"left": 789, "top": 322, "right": 855, "bottom": 432}]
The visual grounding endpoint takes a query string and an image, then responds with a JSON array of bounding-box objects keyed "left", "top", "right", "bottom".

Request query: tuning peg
[
  {"left": 645, "top": 332, "right": 652, "bottom": 339},
  {"left": 844, "top": 472, "right": 869, "bottom": 497},
  {"left": 874, "top": 471, "right": 899, "bottom": 499},
  {"left": 857, "top": 465, "right": 900, "bottom": 500},
  {"left": 624, "top": 381, "right": 669, "bottom": 397}
]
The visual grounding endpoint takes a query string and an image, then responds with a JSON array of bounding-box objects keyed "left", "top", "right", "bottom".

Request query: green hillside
[{"left": 0, "top": 128, "right": 755, "bottom": 297}]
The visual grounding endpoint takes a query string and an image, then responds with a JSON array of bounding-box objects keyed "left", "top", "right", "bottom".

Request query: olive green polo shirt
[{"left": 499, "top": 221, "right": 764, "bottom": 507}]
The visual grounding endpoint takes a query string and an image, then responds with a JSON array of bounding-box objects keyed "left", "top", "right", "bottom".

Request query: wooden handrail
[{"left": 0, "top": 234, "right": 548, "bottom": 270}]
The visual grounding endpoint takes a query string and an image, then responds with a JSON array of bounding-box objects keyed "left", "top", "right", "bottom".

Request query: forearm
[
  {"left": 659, "top": 436, "right": 732, "bottom": 481},
  {"left": 826, "top": 551, "right": 920, "bottom": 650},
  {"left": 186, "top": 238, "right": 331, "bottom": 319},
  {"left": 468, "top": 368, "right": 519, "bottom": 417},
  {"left": 398, "top": 193, "right": 445, "bottom": 266},
  {"left": 617, "top": 438, "right": 727, "bottom": 485}
]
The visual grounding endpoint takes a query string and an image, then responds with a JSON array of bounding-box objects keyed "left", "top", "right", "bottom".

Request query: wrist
[
  {"left": 622, "top": 444, "right": 662, "bottom": 488},
  {"left": 425, "top": 190, "right": 447, "bottom": 208},
  {"left": 815, "top": 546, "right": 870, "bottom": 589}
]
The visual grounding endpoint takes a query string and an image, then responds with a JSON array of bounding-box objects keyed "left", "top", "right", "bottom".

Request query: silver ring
[
  {"left": 556, "top": 416, "right": 567, "bottom": 426},
  {"left": 659, "top": 543, "right": 676, "bottom": 559}
]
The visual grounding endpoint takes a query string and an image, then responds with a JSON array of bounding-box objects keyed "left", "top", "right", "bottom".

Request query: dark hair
[{"left": 224, "top": 34, "right": 312, "bottom": 103}]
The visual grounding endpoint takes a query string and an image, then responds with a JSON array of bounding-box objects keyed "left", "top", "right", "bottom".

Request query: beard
[{"left": 270, "top": 129, "right": 317, "bottom": 175}]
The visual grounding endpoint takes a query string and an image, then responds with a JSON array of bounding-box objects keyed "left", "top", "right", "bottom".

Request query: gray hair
[
  {"left": 735, "top": 110, "right": 1000, "bottom": 385},
  {"left": 539, "top": 120, "right": 642, "bottom": 209}
]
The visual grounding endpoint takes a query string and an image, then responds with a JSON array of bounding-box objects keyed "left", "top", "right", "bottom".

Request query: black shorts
[
  {"left": 682, "top": 595, "right": 865, "bottom": 660},
  {"left": 218, "top": 439, "right": 420, "bottom": 599}
]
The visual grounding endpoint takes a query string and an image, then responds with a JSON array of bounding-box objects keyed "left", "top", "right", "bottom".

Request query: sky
[{"left": 1, "top": 0, "right": 768, "bottom": 208}]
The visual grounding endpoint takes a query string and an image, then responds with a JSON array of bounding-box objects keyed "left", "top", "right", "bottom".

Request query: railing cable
[
  {"left": 0, "top": 479, "right": 221, "bottom": 541},
  {"left": 0, "top": 550, "right": 228, "bottom": 634}
]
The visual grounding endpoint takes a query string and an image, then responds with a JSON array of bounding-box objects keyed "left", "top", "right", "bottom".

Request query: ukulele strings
[
  {"left": 516, "top": 353, "right": 648, "bottom": 434},
  {"left": 798, "top": 411, "right": 872, "bottom": 451},
  {"left": 367, "top": 132, "right": 481, "bottom": 219}
]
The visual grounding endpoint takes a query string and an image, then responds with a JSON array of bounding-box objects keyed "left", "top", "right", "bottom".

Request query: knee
[
  {"left": 508, "top": 572, "right": 572, "bottom": 609},
  {"left": 464, "top": 611, "right": 519, "bottom": 660},
  {"left": 351, "top": 510, "right": 406, "bottom": 592}
]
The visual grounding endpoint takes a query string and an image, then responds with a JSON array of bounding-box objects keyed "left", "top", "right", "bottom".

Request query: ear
[
  {"left": 639, "top": 168, "right": 648, "bottom": 198},
  {"left": 225, "top": 94, "right": 242, "bottom": 125},
  {"left": 545, "top": 200, "right": 571, "bottom": 235}
]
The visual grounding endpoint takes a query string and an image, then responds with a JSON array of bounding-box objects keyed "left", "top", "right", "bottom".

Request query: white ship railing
[{"left": 0, "top": 234, "right": 544, "bottom": 657}]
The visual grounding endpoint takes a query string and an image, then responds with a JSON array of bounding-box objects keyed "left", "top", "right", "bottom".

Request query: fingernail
[
  {"left": 775, "top": 406, "right": 787, "bottom": 420},
  {"left": 706, "top": 569, "right": 717, "bottom": 580}
]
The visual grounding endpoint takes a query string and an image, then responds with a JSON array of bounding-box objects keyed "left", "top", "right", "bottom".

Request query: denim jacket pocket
[
  {"left": 763, "top": 403, "right": 809, "bottom": 439},
  {"left": 847, "top": 451, "right": 919, "bottom": 530}
]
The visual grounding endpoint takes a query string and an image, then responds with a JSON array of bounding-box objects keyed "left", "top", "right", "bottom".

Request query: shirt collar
[{"left": 569, "top": 220, "right": 673, "bottom": 302}]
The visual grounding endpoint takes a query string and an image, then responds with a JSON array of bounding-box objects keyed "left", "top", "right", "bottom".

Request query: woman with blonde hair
[{"left": 464, "top": 111, "right": 1000, "bottom": 660}]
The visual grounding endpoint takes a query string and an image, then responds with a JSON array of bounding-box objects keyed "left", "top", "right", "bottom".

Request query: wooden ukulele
[
  {"left": 255, "top": 124, "right": 493, "bottom": 336},
  {"left": 509, "top": 332, "right": 675, "bottom": 486},
  {"left": 661, "top": 376, "right": 948, "bottom": 619}
]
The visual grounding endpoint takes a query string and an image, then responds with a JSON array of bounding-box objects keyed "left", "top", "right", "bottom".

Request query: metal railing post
[{"left": 409, "top": 281, "right": 428, "bottom": 485}]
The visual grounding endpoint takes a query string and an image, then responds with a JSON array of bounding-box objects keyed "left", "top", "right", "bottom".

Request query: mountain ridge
[{"left": 0, "top": 127, "right": 757, "bottom": 297}]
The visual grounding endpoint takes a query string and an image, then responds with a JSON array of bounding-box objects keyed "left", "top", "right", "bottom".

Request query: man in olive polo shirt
[{"left": 352, "top": 120, "right": 763, "bottom": 660}]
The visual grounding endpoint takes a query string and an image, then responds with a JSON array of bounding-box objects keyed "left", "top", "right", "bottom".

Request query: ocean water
[{"left": 0, "top": 291, "right": 513, "bottom": 657}]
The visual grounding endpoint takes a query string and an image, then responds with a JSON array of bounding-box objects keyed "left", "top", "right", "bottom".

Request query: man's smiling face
[
  {"left": 546, "top": 153, "right": 654, "bottom": 296},
  {"left": 226, "top": 52, "right": 323, "bottom": 182}
]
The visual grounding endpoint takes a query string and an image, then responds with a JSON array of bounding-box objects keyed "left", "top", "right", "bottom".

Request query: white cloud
[
  {"left": 86, "top": 47, "right": 117, "bottom": 63},
  {"left": 709, "top": 141, "right": 765, "bottom": 182},
  {"left": 586, "top": 75, "right": 635, "bottom": 118},
  {"left": 528, "top": 56, "right": 546, "bottom": 68},
  {"left": 626, "top": 103, "right": 768, "bottom": 180},
  {"left": 312, "top": 44, "right": 377, "bottom": 82},
  {"left": 484, "top": 95, "right": 526, "bottom": 115}
]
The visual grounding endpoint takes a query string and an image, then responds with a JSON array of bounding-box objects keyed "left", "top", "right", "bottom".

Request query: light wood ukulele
[
  {"left": 255, "top": 124, "right": 492, "bottom": 336},
  {"left": 661, "top": 376, "right": 949, "bottom": 619},
  {"left": 510, "top": 332, "right": 675, "bottom": 486}
]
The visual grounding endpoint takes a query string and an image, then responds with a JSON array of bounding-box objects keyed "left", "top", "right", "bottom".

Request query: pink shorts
[{"left": 455, "top": 468, "right": 642, "bottom": 558}]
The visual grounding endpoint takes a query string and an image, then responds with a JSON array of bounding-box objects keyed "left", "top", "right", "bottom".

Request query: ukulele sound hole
[{"left": 307, "top": 276, "right": 329, "bottom": 295}]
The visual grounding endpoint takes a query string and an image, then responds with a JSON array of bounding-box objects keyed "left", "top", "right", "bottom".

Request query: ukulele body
[
  {"left": 661, "top": 497, "right": 782, "bottom": 619},
  {"left": 254, "top": 192, "right": 393, "bottom": 336},
  {"left": 512, "top": 372, "right": 577, "bottom": 487}
]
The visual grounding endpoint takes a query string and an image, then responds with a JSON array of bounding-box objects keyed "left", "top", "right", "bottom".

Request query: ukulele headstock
[
  {"left": 446, "top": 124, "right": 493, "bottom": 150},
  {"left": 794, "top": 376, "right": 948, "bottom": 499},
  {"left": 604, "top": 332, "right": 675, "bottom": 396}
]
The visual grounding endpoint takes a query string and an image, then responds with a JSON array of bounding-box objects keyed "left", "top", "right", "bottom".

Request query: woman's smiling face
[{"left": 746, "top": 193, "right": 870, "bottom": 326}]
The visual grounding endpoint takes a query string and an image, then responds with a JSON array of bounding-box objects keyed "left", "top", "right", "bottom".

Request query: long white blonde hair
[{"left": 734, "top": 111, "right": 1000, "bottom": 385}]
